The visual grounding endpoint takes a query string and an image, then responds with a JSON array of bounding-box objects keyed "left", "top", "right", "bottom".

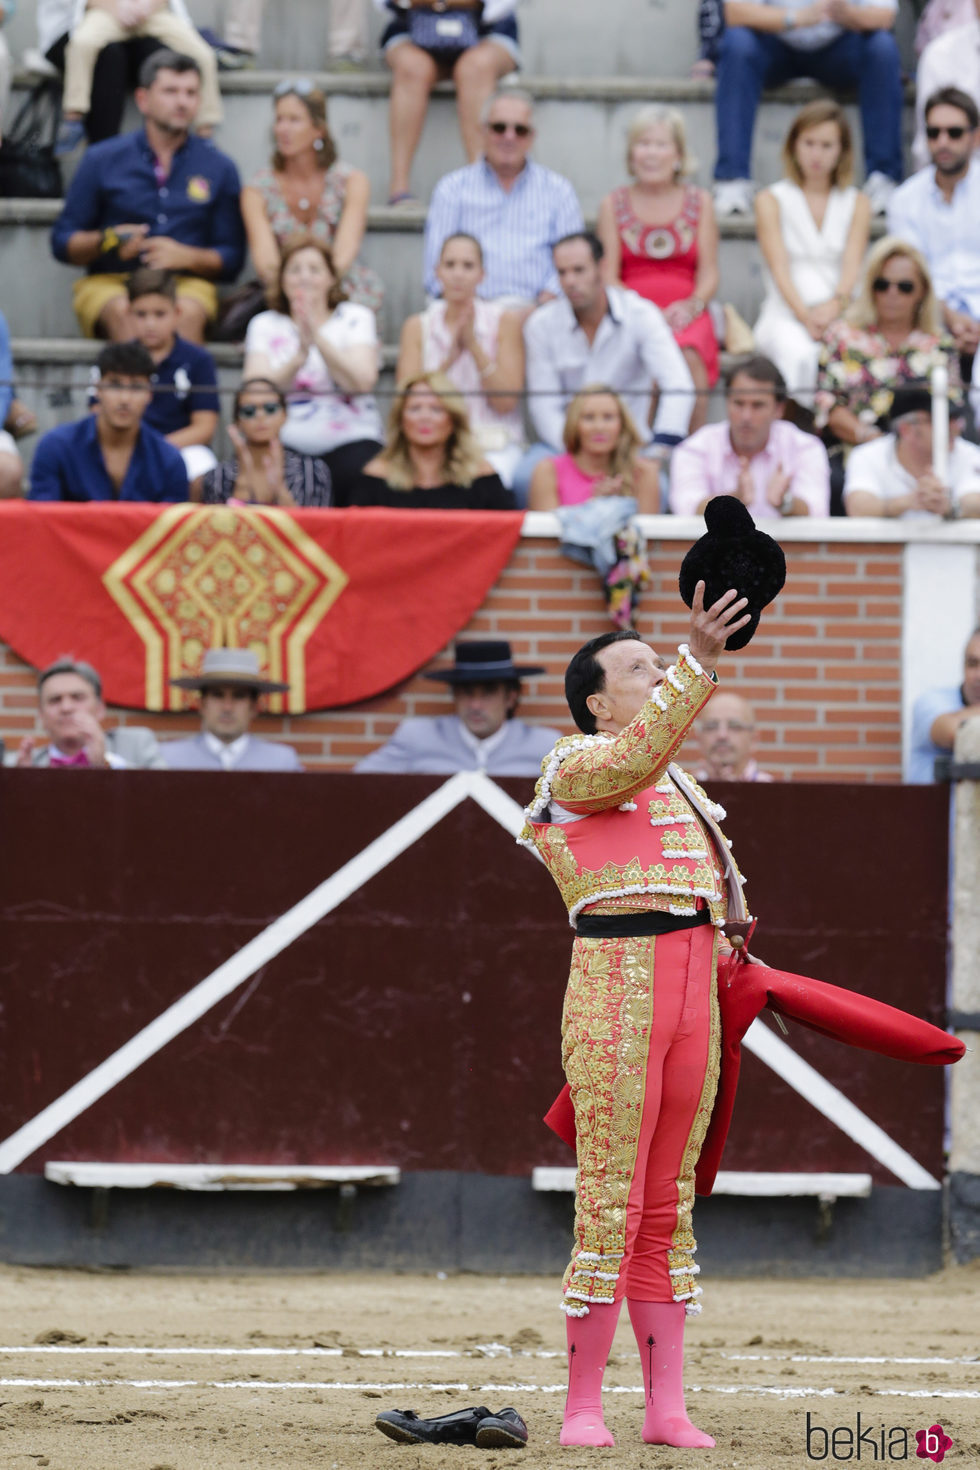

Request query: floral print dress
[{"left": 815, "top": 320, "right": 962, "bottom": 434}]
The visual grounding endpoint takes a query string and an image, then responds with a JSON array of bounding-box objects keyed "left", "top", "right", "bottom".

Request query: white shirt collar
[
  {"left": 457, "top": 719, "right": 510, "bottom": 768},
  {"left": 203, "top": 731, "right": 250, "bottom": 770}
]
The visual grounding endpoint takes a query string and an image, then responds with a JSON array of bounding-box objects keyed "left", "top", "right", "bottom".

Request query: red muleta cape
[{"left": 543, "top": 949, "right": 966, "bottom": 1196}]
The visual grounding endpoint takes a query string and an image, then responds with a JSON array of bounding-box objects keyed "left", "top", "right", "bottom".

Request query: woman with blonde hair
[
  {"left": 754, "top": 100, "right": 870, "bottom": 409},
  {"left": 241, "top": 80, "right": 383, "bottom": 316},
  {"left": 528, "top": 386, "right": 661, "bottom": 513},
  {"left": 597, "top": 105, "right": 719, "bottom": 433},
  {"left": 816, "top": 237, "right": 960, "bottom": 452},
  {"left": 348, "top": 372, "right": 515, "bottom": 509}
]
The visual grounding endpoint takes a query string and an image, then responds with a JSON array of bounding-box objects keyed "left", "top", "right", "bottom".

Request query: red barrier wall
[{"left": 0, "top": 773, "right": 950, "bottom": 1186}]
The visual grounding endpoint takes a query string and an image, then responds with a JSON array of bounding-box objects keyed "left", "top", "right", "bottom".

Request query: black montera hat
[{"left": 678, "top": 497, "right": 786, "bottom": 651}]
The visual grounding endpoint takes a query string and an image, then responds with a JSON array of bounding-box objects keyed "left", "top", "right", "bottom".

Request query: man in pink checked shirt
[{"left": 669, "top": 354, "right": 831, "bottom": 519}]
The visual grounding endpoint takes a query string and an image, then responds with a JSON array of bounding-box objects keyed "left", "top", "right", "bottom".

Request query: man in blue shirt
[
  {"left": 29, "top": 342, "right": 188, "bottom": 504},
  {"left": 909, "top": 629, "right": 980, "bottom": 782},
  {"left": 51, "top": 49, "right": 244, "bottom": 345}
]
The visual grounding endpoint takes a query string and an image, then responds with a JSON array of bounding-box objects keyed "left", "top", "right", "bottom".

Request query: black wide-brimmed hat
[
  {"left": 424, "top": 640, "right": 545, "bottom": 685},
  {"left": 678, "top": 497, "right": 786, "bottom": 651}
]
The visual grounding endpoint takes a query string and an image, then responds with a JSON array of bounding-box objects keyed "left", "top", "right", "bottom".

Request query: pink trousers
[{"left": 561, "top": 924, "right": 719, "bottom": 1314}]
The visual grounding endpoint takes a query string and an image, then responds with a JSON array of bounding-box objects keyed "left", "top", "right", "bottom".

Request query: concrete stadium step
[
  {"left": 4, "top": 0, "right": 700, "bottom": 79},
  {"left": 6, "top": 72, "right": 915, "bottom": 217},
  {"left": 0, "top": 200, "right": 776, "bottom": 340}
]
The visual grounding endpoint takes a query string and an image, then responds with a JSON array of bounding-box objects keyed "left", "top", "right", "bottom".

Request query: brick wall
[{"left": 0, "top": 530, "right": 905, "bottom": 782}]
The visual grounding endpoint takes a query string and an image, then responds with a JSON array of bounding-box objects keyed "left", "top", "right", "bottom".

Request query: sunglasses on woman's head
[
  {"left": 872, "top": 277, "right": 917, "bottom": 294},
  {"left": 487, "top": 121, "right": 532, "bottom": 137},
  {"left": 274, "top": 78, "right": 316, "bottom": 98},
  {"left": 238, "top": 402, "right": 282, "bottom": 418},
  {"left": 926, "top": 125, "right": 968, "bottom": 140}
]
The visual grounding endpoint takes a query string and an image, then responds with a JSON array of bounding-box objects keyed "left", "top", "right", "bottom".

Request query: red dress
[{"left": 613, "top": 184, "right": 720, "bottom": 385}]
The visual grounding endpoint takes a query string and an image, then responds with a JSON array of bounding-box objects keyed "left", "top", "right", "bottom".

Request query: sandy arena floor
[{"left": 0, "top": 1264, "right": 977, "bottom": 1469}]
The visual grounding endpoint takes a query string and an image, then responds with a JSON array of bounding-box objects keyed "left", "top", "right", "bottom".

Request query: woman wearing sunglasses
[
  {"left": 240, "top": 80, "right": 383, "bottom": 317},
  {"left": 814, "top": 237, "right": 961, "bottom": 509},
  {"left": 243, "top": 234, "right": 384, "bottom": 494},
  {"left": 375, "top": 0, "right": 520, "bottom": 205},
  {"left": 197, "top": 378, "right": 332, "bottom": 506}
]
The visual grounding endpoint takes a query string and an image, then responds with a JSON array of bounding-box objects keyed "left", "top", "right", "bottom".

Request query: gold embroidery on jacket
[{"left": 562, "top": 937, "right": 654, "bottom": 1309}]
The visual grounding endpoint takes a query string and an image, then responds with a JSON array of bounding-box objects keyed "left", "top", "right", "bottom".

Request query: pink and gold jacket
[{"left": 519, "top": 645, "right": 749, "bottom": 928}]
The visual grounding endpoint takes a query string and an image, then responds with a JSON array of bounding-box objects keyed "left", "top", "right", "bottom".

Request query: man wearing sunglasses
[
  {"left": 888, "top": 87, "right": 980, "bottom": 359},
  {"left": 424, "top": 87, "right": 584, "bottom": 307}
]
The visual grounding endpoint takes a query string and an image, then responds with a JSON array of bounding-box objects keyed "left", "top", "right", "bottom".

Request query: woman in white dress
[
  {"left": 753, "top": 101, "right": 871, "bottom": 409},
  {"left": 396, "top": 232, "right": 525, "bottom": 486}
]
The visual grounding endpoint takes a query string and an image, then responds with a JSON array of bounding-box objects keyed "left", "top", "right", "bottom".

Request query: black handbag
[
  {"left": 407, "top": 6, "right": 480, "bottom": 56},
  {"left": 0, "top": 81, "right": 63, "bottom": 199}
]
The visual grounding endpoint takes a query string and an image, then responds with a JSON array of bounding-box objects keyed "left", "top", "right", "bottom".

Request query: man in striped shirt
[{"left": 423, "top": 88, "right": 585, "bottom": 308}]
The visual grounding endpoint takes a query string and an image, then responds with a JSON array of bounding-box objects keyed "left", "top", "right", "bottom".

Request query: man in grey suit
[
  {"left": 164, "top": 649, "right": 303, "bottom": 772},
  {"left": 9, "top": 658, "right": 167, "bottom": 769},
  {"left": 356, "top": 641, "right": 561, "bottom": 776}
]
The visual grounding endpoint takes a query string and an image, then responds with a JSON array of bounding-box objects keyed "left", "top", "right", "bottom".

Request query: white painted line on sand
[{"left": 1, "top": 1377, "right": 977, "bottom": 1401}]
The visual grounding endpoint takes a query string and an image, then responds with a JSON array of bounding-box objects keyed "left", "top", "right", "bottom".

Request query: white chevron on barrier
[{"left": 0, "top": 773, "right": 939, "bottom": 1187}]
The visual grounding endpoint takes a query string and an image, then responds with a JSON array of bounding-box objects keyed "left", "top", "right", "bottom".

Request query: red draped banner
[{"left": 0, "top": 503, "right": 525, "bottom": 712}]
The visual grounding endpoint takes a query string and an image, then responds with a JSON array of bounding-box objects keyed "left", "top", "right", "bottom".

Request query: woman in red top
[{"left": 598, "top": 106, "right": 720, "bottom": 434}]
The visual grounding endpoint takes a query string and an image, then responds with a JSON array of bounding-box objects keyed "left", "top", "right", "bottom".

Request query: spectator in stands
[
  {"left": 51, "top": 50, "right": 245, "bottom": 344},
  {"left": 125, "top": 268, "right": 219, "bottom": 484},
  {"left": 375, "top": 0, "right": 520, "bottom": 205},
  {"left": 397, "top": 232, "right": 524, "bottom": 486},
  {"left": 240, "top": 81, "right": 383, "bottom": 317},
  {"left": 694, "top": 691, "right": 775, "bottom": 782},
  {"left": 517, "top": 232, "right": 695, "bottom": 500},
  {"left": 243, "top": 235, "right": 383, "bottom": 493},
  {"left": 670, "top": 354, "right": 831, "bottom": 517},
  {"left": 843, "top": 385, "right": 980, "bottom": 519},
  {"left": 423, "top": 88, "right": 584, "bottom": 306},
  {"left": 348, "top": 371, "right": 515, "bottom": 509},
  {"left": 355, "top": 639, "right": 559, "bottom": 774},
  {"left": 888, "top": 88, "right": 980, "bottom": 362},
  {"left": 197, "top": 378, "right": 332, "bottom": 505},
  {"left": 814, "top": 239, "right": 961, "bottom": 489},
  {"left": 56, "top": 1, "right": 223, "bottom": 155},
  {"left": 909, "top": 627, "right": 980, "bottom": 782},
  {"left": 0, "top": 2, "right": 11, "bottom": 132},
  {"left": 165, "top": 648, "right": 304, "bottom": 770},
  {"left": 528, "top": 385, "right": 661, "bottom": 512},
  {"left": 712, "top": 0, "right": 903, "bottom": 220},
  {"left": 8, "top": 657, "right": 167, "bottom": 769},
  {"left": 911, "top": 4, "right": 980, "bottom": 169},
  {"left": 221, "top": 0, "right": 369, "bottom": 69},
  {"left": 0, "top": 308, "right": 24, "bottom": 499},
  {"left": 29, "top": 0, "right": 168, "bottom": 144},
  {"left": 753, "top": 100, "right": 870, "bottom": 410},
  {"left": 29, "top": 342, "right": 188, "bottom": 503},
  {"left": 597, "top": 106, "right": 719, "bottom": 434}
]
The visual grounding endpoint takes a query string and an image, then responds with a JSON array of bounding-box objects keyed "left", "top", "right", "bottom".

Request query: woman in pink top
[
  {"left": 598, "top": 106, "right": 720, "bottom": 434},
  {"left": 528, "top": 385, "right": 662, "bottom": 513}
]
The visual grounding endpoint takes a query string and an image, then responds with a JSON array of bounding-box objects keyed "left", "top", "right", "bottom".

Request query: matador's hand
[{"left": 686, "top": 581, "right": 750, "bottom": 677}]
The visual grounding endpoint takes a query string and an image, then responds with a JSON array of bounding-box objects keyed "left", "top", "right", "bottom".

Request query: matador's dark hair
[{"left": 565, "top": 630, "right": 643, "bottom": 734}]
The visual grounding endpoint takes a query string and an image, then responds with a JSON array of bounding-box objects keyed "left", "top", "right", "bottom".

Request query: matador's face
[{"left": 589, "top": 640, "right": 669, "bottom": 735}]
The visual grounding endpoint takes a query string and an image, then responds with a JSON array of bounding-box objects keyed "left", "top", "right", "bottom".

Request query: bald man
[{"left": 694, "top": 691, "right": 774, "bottom": 783}]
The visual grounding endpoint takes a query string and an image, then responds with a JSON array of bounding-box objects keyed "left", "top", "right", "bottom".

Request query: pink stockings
[
  {"left": 628, "top": 1298, "right": 715, "bottom": 1447},
  {"left": 560, "top": 1299, "right": 714, "bottom": 1449}
]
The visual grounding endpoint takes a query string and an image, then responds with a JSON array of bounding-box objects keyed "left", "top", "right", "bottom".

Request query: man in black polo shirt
[{"left": 51, "top": 49, "right": 244, "bottom": 344}]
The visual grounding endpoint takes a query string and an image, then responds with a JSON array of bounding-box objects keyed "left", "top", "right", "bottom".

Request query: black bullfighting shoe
[
  {"left": 374, "top": 1405, "right": 492, "bottom": 1445},
  {"left": 475, "top": 1406, "right": 529, "bottom": 1448}
]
